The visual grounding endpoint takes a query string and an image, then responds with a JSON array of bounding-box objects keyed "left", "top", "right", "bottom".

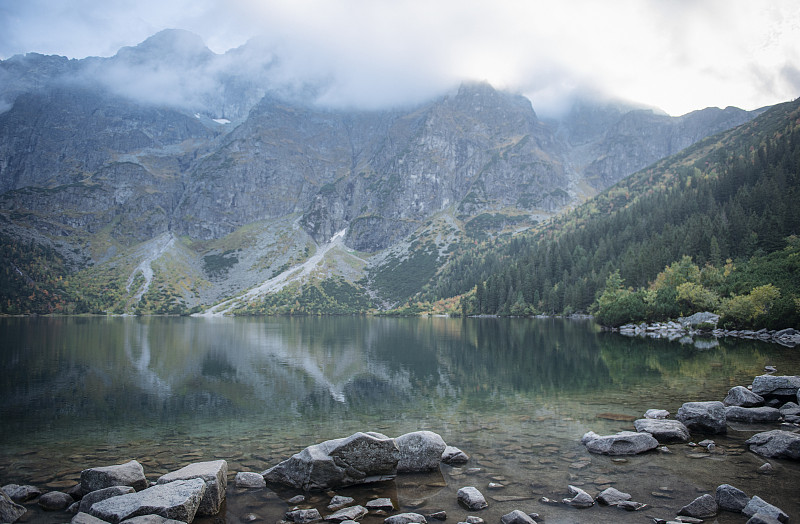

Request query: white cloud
[{"left": 1, "top": 0, "right": 798, "bottom": 115}]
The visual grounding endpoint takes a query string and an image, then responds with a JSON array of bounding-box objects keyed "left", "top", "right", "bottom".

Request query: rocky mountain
[{"left": 0, "top": 31, "right": 766, "bottom": 314}]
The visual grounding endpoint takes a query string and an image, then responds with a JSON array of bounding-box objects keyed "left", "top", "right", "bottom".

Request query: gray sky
[{"left": 1, "top": 0, "right": 799, "bottom": 116}]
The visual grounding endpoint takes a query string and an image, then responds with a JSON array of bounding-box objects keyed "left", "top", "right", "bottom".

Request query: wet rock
[
  {"left": 758, "top": 462, "right": 775, "bottom": 474},
  {"left": 487, "top": 482, "right": 504, "bottom": 490},
  {"left": 71, "top": 512, "right": 109, "bottom": 524},
  {"left": 751, "top": 375, "right": 800, "bottom": 398},
  {"left": 38, "top": 491, "right": 74, "bottom": 511},
  {"left": 725, "top": 406, "right": 781, "bottom": 423},
  {"left": 69, "top": 501, "right": 80, "bottom": 514},
  {"left": 121, "top": 516, "right": 187, "bottom": 524},
  {"left": 678, "top": 494, "right": 717, "bottom": 519},
  {"left": 745, "top": 430, "right": 800, "bottom": 459},
  {"left": 0, "top": 490, "right": 26, "bottom": 523},
  {"left": 158, "top": 460, "right": 227, "bottom": 517},
  {"left": 724, "top": 386, "right": 765, "bottom": 407},
  {"left": 263, "top": 432, "right": 399, "bottom": 491},
  {"left": 562, "top": 485, "right": 593, "bottom": 508},
  {"left": 81, "top": 460, "right": 148, "bottom": 493},
  {"left": 617, "top": 500, "right": 647, "bottom": 511},
  {"left": 79, "top": 486, "right": 136, "bottom": 514},
  {"left": 464, "top": 517, "right": 483, "bottom": 524},
  {"left": 634, "top": 419, "right": 690, "bottom": 443},
  {"left": 742, "top": 496, "right": 789, "bottom": 523},
  {"left": 746, "top": 513, "right": 784, "bottom": 524},
  {"left": 383, "top": 513, "right": 427, "bottom": 524},
  {"left": 285, "top": 509, "right": 322, "bottom": 523},
  {"left": 674, "top": 517, "right": 703, "bottom": 523},
  {"left": 676, "top": 401, "right": 727, "bottom": 434},
  {"left": 235, "top": 472, "right": 266, "bottom": 489},
  {"left": 596, "top": 487, "right": 631, "bottom": 506},
  {"left": 581, "top": 430, "right": 659, "bottom": 454},
  {"left": 328, "top": 496, "right": 355, "bottom": 510},
  {"left": 366, "top": 498, "right": 394, "bottom": 511},
  {"left": 715, "top": 484, "right": 749, "bottom": 512},
  {"left": 425, "top": 511, "right": 446, "bottom": 520},
  {"left": 644, "top": 409, "right": 670, "bottom": 419},
  {"left": 288, "top": 495, "right": 306, "bottom": 504},
  {"left": 457, "top": 487, "right": 487, "bottom": 510},
  {"left": 2, "top": 484, "right": 43, "bottom": 503},
  {"left": 441, "top": 446, "right": 469, "bottom": 465},
  {"left": 500, "top": 510, "right": 536, "bottom": 524},
  {"left": 396, "top": 431, "right": 446, "bottom": 473},
  {"left": 326, "top": 505, "right": 368, "bottom": 522},
  {"left": 779, "top": 401, "right": 800, "bottom": 416},
  {"left": 88, "top": 478, "right": 206, "bottom": 524}
]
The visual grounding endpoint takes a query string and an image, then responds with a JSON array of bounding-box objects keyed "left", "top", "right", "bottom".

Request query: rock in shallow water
[
  {"left": 441, "top": 446, "right": 469, "bottom": 465},
  {"left": 0, "top": 490, "right": 27, "bottom": 523},
  {"left": 725, "top": 406, "right": 781, "bottom": 423},
  {"left": 500, "top": 509, "right": 536, "bottom": 524},
  {"left": 88, "top": 478, "right": 206, "bottom": 524},
  {"left": 457, "top": 487, "right": 487, "bottom": 510},
  {"left": 745, "top": 430, "right": 800, "bottom": 459},
  {"left": 234, "top": 472, "right": 266, "bottom": 489},
  {"left": 596, "top": 487, "right": 631, "bottom": 506},
  {"left": 38, "top": 491, "right": 74, "bottom": 511},
  {"left": 751, "top": 375, "right": 800, "bottom": 398},
  {"left": 678, "top": 494, "right": 718, "bottom": 519},
  {"left": 2, "top": 484, "right": 42, "bottom": 503},
  {"left": 742, "top": 496, "right": 789, "bottom": 523},
  {"left": 285, "top": 508, "right": 322, "bottom": 523},
  {"left": 715, "top": 484, "right": 749, "bottom": 513},
  {"left": 326, "top": 505, "right": 368, "bottom": 522},
  {"left": 383, "top": 512, "right": 427, "bottom": 524},
  {"left": 562, "top": 485, "right": 593, "bottom": 508},
  {"left": 157, "top": 460, "right": 227, "bottom": 517},
  {"left": 81, "top": 460, "right": 148, "bottom": 493},
  {"left": 724, "top": 386, "right": 764, "bottom": 407},
  {"left": 676, "top": 401, "right": 727, "bottom": 434},
  {"left": 79, "top": 486, "right": 136, "bottom": 514},
  {"left": 634, "top": 419, "right": 690, "bottom": 443},
  {"left": 581, "top": 431, "right": 659, "bottom": 455},
  {"left": 396, "top": 431, "right": 446, "bottom": 473}
]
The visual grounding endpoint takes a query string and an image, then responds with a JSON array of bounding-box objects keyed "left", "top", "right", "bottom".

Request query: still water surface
[{"left": 1, "top": 316, "right": 798, "bottom": 523}]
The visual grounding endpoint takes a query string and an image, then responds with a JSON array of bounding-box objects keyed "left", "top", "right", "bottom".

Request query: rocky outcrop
[
  {"left": 676, "top": 401, "right": 727, "bottom": 434},
  {"left": 745, "top": 430, "right": 800, "bottom": 459},
  {"left": 395, "top": 431, "right": 447, "bottom": 472},
  {"left": 88, "top": 478, "right": 206, "bottom": 524},
  {"left": 581, "top": 430, "right": 659, "bottom": 454},
  {"left": 633, "top": 418, "right": 690, "bottom": 443},
  {"left": 157, "top": 460, "right": 227, "bottom": 516},
  {"left": 81, "top": 460, "right": 148, "bottom": 493},
  {"left": 262, "top": 432, "right": 399, "bottom": 491}
]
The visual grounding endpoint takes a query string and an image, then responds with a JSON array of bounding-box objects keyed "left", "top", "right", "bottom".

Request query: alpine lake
[{"left": 1, "top": 316, "right": 798, "bottom": 524}]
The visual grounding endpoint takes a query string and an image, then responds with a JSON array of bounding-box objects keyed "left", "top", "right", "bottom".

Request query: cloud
[{"left": 1, "top": 0, "right": 799, "bottom": 116}]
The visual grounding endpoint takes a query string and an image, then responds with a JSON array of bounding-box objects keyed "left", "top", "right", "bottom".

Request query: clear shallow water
[{"left": 1, "top": 316, "right": 798, "bottom": 523}]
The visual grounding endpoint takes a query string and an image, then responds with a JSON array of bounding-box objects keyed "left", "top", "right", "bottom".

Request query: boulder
[
  {"left": 617, "top": 500, "right": 647, "bottom": 511},
  {"left": 326, "top": 505, "right": 368, "bottom": 522},
  {"left": 725, "top": 406, "right": 781, "bottom": 423},
  {"left": 500, "top": 510, "right": 536, "bottom": 524},
  {"left": 2, "top": 484, "right": 43, "bottom": 503},
  {"left": 285, "top": 509, "right": 322, "bottom": 523},
  {"left": 88, "top": 478, "right": 206, "bottom": 524},
  {"left": 644, "top": 409, "right": 669, "bottom": 419},
  {"left": 457, "top": 487, "right": 487, "bottom": 510},
  {"left": 38, "top": 491, "right": 74, "bottom": 511},
  {"left": 383, "top": 513, "right": 427, "bottom": 524},
  {"left": 121, "top": 516, "right": 187, "bottom": 524},
  {"left": 234, "top": 472, "right": 266, "bottom": 489},
  {"left": 79, "top": 486, "right": 137, "bottom": 514},
  {"left": 678, "top": 494, "right": 718, "bottom": 519},
  {"left": 633, "top": 419, "right": 690, "bottom": 443},
  {"left": 715, "top": 484, "right": 749, "bottom": 513},
  {"left": 751, "top": 375, "right": 800, "bottom": 398},
  {"left": 395, "top": 431, "right": 446, "bottom": 472},
  {"left": 366, "top": 498, "right": 394, "bottom": 511},
  {"left": 81, "top": 460, "right": 148, "bottom": 493},
  {"left": 263, "top": 432, "right": 399, "bottom": 491},
  {"left": 742, "top": 496, "right": 789, "bottom": 523},
  {"left": 779, "top": 401, "right": 800, "bottom": 416},
  {"left": 0, "top": 490, "right": 26, "bottom": 523},
  {"left": 157, "top": 460, "right": 227, "bottom": 516},
  {"left": 328, "top": 496, "right": 355, "bottom": 510},
  {"left": 581, "top": 431, "right": 659, "bottom": 455},
  {"left": 562, "top": 485, "right": 593, "bottom": 508},
  {"left": 723, "top": 386, "right": 765, "bottom": 407},
  {"left": 72, "top": 512, "right": 109, "bottom": 524},
  {"left": 441, "top": 446, "right": 469, "bottom": 465},
  {"left": 676, "top": 401, "right": 727, "bottom": 434},
  {"left": 596, "top": 487, "right": 631, "bottom": 506},
  {"left": 745, "top": 430, "right": 800, "bottom": 459}
]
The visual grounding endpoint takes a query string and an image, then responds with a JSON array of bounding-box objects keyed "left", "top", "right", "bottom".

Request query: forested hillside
[{"left": 431, "top": 98, "right": 800, "bottom": 327}]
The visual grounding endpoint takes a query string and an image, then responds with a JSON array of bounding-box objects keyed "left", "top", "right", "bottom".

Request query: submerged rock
[
  {"left": 581, "top": 431, "right": 659, "bottom": 455},
  {"left": 88, "top": 478, "right": 206, "bottom": 524},
  {"left": 157, "top": 460, "right": 227, "bottom": 516},
  {"left": 285, "top": 508, "right": 322, "bottom": 523},
  {"left": 81, "top": 460, "right": 148, "bottom": 493},
  {"left": 745, "top": 430, "right": 800, "bottom": 459},
  {"left": 634, "top": 419, "right": 690, "bottom": 443},
  {"left": 724, "top": 386, "right": 765, "bottom": 407},
  {"left": 678, "top": 494, "right": 718, "bottom": 519},
  {"left": 263, "top": 432, "right": 399, "bottom": 491},
  {"left": 457, "top": 487, "right": 487, "bottom": 510},
  {"left": 395, "top": 431, "right": 446, "bottom": 472},
  {"left": 676, "top": 401, "right": 727, "bottom": 434}
]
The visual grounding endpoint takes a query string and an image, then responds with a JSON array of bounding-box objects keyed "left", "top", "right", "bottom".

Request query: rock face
[
  {"left": 0, "top": 490, "right": 27, "bottom": 523},
  {"left": 395, "top": 431, "right": 447, "bottom": 472},
  {"left": 633, "top": 418, "right": 690, "bottom": 443},
  {"left": 456, "top": 487, "right": 488, "bottom": 510},
  {"left": 263, "top": 432, "right": 399, "bottom": 491},
  {"left": 676, "top": 401, "right": 727, "bottom": 434},
  {"left": 724, "top": 406, "right": 781, "bottom": 423},
  {"left": 88, "top": 478, "right": 206, "bottom": 524},
  {"left": 81, "top": 460, "right": 148, "bottom": 493},
  {"left": 581, "top": 430, "right": 659, "bottom": 454},
  {"left": 678, "top": 494, "right": 718, "bottom": 518},
  {"left": 715, "top": 484, "right": 750, "bottom": 512},
  {"left": 157, "top": 460, "right": 227, "bottom": 516},
  {"left": 751, "top": 375, "right": 800, "bottom": 398},
  {"left": 79, "top": 486, "right": 136, "bottom": 514},
  {"left": 745, "top": 430, "right": 800, "bottom": 459},
  {"left": 724, "top": 386, "right": 765, "bottom": 407}
]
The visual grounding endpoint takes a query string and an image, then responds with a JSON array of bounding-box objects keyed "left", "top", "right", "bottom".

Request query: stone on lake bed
[
  {"left": 157, "top": 460, "right": 227, "bottom": 516},
  {"left": 396, "top": 431, "right": 446, "bottom": 473},
  {"left": 724, "top": 386, "right": 765, "bottom": 407},
  {"left": 676, "top": 401, "right": 727, "bottom": 434},
  {"left": 678, "top": 494, "right": 718, "bottom": 519},
  {"left": 581, "top": 431, "right": 659, "bottom": 455},
  {"left": 745, "top": 430, "right": 800, "bottom": 459},
  {"left": 596, "top": 487, "right": 631, "bottom": 506},
  {"left": 644, "top": 409, "right": 670, "bottom": 419},
  {"left": 81, "top": 460, "right": 148, "bottom": 493},
  {"left": 457, "top": 487, "right": 487, "bottom": 510},
  {"left": 500, "top": 509, "right": 536, "bottom": 524},
  {"left": 88, "top": 478, "right": 206, "bottom": 524},
  {"left": 234, "top": 472, "right": 266, "bottom": 489},
  {"left": 79, "top": 486, "right": 136, "bottom": 514},
  {"left": 383, "top": 513, "right": 428, "bottom": 524},
  {"left": 634, "top": 419, "right": 690, "bottom": 443},
  {"left": 562, "top": 485, "right": 594, "bottom": 508}
]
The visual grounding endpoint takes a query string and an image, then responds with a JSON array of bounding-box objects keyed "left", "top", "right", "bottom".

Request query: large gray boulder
[
  {"left": 745, "top": 430, "right": 800, "bottom": 459},
  {"left": 88, "top": 478, "right": 206, "bottom": 524},
  {"left": 742, "top": 496, "right": 789, "bottom": 523},
  {"left": 79, "top": 486, "right": 136, "bottom": 514},
  {"left": 81, "top": 460, "right": 148, "bottom": 493},
  {"left": 581, "top": 431, "right": 659, "bottom": 454},
  {"left": 715, "top": 484, "right": 749, "bottom": 512},
  {"left": 2, "top": 484, "right": 42, "bottom": 503},
  {"left": 396, "top": 431, "right": 446, "bottom": 472},
  {"left": 262, "top": 432, "right": 399, "bottom": 491},
  {"left": 0, "top": 490, "right": 26, "bottom": 523},
  {"left": 633, "top": 419, "right": 690, "bottom": 443},
  {"left": 751, "top": 375, "right": 800, "bottom": 398},
  {"left": 723, "top": 386, "right": 765, "bottom": 407},
  {"left": 679, "top": 311, "right": 719, "bottom": 328},
  {"left": 678, "top": 494, "right": 718, "bottom": 519},
  {"left": 157, "top": 460, "right": 227, "bottom": 516},
  {"left": 676, "top": 401, "right": 727, "bottom": 434},
  {"left": 457, "top": 487, "right": 487, "bottom": 510},
  {"left": 725, "top": 406, "right": 781, "bottom": 423}
]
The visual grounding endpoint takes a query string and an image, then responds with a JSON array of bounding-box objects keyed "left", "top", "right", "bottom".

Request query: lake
[{"left": 1, "top": 316, "right": 798, "bottom": 523}]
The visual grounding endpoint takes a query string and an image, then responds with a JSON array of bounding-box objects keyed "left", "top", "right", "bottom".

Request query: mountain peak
[{"left": 115, "top": 29, "right": 213, "bottom": 63}]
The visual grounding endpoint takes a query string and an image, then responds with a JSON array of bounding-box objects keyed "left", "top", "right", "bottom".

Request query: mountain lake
[{"left": 1, "top": 316, "right": 798, "bottom": 523}]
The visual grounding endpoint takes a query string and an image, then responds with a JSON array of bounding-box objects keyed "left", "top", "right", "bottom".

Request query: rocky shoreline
[{"left": 2, "top": 374, "right": 799, "bottom": 524}]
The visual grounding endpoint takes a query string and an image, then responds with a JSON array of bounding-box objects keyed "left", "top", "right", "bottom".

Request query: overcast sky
[{"left": 1, "top": 0, "right": 799, "bottom": 116}]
